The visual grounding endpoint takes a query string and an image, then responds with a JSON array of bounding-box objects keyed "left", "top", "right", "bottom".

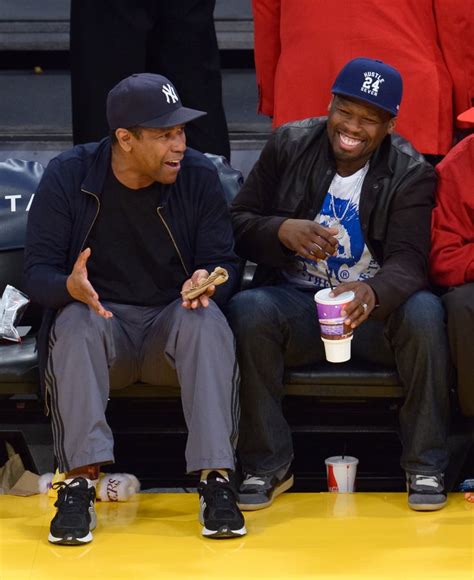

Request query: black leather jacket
[{"left": 231, "top": 117, "right": 437, "bottom": 320}]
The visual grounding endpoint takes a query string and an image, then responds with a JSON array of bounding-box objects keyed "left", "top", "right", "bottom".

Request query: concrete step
[
  {"left": 0, "top": 68, "right": 270, "bottom": 139},
  {"left": 0, "top": 0, "right": 253, "bottom": 51},
  {"left": 0, "top": 67, "right": 268, "bottom": 176}
]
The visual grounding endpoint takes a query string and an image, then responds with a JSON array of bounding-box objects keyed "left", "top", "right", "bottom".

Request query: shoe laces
[
  {"left": 53, "top": 478, "right": 95, "bottom": 513},
  {"left": 408, "top": 474, "right": 445, "bottom": 494},
  {"left": 200, "top": 477, "right": 238, "bottom": 512},
  {"left": 412, "top": 475, "right": 441, "bottom": 488},
  {"left": 242, "top": 474, "right": 267, "bottom": 486}
]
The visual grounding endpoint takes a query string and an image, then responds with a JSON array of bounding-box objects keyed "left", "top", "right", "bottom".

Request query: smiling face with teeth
[{"left": 327, "top": 95, "right": 396, "bottom": 176}]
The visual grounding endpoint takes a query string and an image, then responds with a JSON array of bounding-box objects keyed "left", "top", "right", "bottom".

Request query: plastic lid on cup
[
  {"left": 314, "top": 288, "right": 355, "bottom": 305},
  {"left": 325, "top": 456, "right": 359, "bottom": 465}
]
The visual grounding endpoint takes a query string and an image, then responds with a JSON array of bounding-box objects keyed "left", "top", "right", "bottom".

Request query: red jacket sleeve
[
  {"left": 252, "top": 0, "right": 281, "bottom": 117},
  {"left": 430, "top": 135, "right": 474, "bottom": 286}
]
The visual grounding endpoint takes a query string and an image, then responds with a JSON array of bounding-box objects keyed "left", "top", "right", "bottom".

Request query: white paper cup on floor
[
  {"left": 314, "top": 288, "right": 355, "bottom": 363},
  {"left": 325, "top": 456, "right": 359, "bottom": 493}
]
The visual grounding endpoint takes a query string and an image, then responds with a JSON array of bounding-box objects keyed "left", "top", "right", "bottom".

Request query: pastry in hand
[{"left": 181, "top": 267, "right": 229, "bottom": 301}]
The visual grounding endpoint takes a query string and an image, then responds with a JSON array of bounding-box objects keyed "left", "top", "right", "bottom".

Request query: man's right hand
[
  {"left": 66, "top": 248, "right": 113, "bottom": 319},
  {"left": 278, "top": 219, "right": 339, "bottom": 260}
]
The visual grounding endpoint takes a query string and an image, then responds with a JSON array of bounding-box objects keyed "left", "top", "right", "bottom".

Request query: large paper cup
[
  {"left": 325, "top": 455, "right": 359, "bottom": 493},
  {"left": 314, "top": 288, "right": 355, "bottom": 362}
]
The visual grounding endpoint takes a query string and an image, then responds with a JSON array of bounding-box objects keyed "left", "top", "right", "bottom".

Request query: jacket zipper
[
  {"left": 156, "top": 206, "right": 190, "bottom": 277},
  {"left": 79, "top": 188, "right": 101, "bottom": 252},
  {"left": 44, "top": 188, "right": 100, "bottom": 416},
  {"left": 44, "top": 379, "right": 50, "bottom": 416}
]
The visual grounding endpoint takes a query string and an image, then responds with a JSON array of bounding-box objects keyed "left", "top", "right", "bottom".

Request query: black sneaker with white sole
[
  {"left": 198, "top": 471, "right": 247, "bottom": 539},
  {"left": 238, "top": 469, "right": 294, "bottom": 511},
  {"left": 48, "top": 477, "right": 97, "bottom": 545},
  {"left": 407, "top": 473, "right": 447, "bottom": 511}
]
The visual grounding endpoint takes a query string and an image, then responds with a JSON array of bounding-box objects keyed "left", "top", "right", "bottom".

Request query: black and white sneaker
[
  {"left": 48, "top": 477, "right": 97, "bottom": 545},
  {"left": 407, "top": 473, "right": 447, "bottom": 511},
  {"left": 198, "top": 471, "right": 247, "bottom": 539},
  {"left": 238, "top": 469, "right": 294, "bottom": 511}
]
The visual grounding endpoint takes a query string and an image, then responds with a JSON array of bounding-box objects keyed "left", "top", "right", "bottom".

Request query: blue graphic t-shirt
[{"left": 283, "top": 162, "right": 380, "bottom": 289}]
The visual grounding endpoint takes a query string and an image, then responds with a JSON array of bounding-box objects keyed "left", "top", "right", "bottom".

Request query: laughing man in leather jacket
[{"left": 227, "top": 57, "right": 453, "bottom": 514}]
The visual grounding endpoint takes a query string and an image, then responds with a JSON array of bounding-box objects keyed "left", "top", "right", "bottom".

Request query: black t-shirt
[{"left": 86, "top": 169, "right": 187, "bottom": 306}]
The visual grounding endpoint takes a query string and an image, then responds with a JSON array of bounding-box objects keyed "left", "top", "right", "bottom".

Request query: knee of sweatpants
[
  {"left": 442, "top": 283, "right": 474, "bottom": 320},
  {"left": 54, "top": 301, "right": 106, "bottom": 339},
  {"left": 177, "top": 299, "right": 229, "bottom": 334},
  {"left": 388, "top": 290, "right": 446, "bottom": 346},
  {"left": 226, "top": 288, "right": 281, "bottom": 340}
]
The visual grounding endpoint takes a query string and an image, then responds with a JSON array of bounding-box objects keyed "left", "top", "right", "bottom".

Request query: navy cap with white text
[
  {"left": 332, "top": 57, "right": 403, "bottom": 116},
  {"left": 106, "top": 73, "right": 206, "bottom": 130}
]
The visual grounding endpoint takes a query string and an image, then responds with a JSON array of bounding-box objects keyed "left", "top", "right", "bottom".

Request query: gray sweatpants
[{"left": 45, "top": 299, "right": 240, "bottom": 474}]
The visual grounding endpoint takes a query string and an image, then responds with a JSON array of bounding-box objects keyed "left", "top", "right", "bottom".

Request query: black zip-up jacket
[
  {"left": 24, "top": 138, "right": 240, "bottom": 389},
  {"left": 231, "top": 117, "right": 437, "bottom": 320}
]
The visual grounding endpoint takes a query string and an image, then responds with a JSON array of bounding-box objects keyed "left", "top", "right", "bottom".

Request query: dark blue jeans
[
  {"left": 442, "top": 283, "right": 474, "bottom": 416},
  {"left": 227, "top": 285, "right": 452, "bottom": 476}
]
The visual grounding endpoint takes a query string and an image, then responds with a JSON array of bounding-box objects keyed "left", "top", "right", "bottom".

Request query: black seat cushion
[
  {"left": 286, "top": 361, "right": 400, "bottom": 386},
  {"left": 0, "top": 335, "right": 39, "bottom": 383}
]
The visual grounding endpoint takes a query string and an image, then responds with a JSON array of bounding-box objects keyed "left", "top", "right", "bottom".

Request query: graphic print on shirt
[
  {"left": 283, "top": 164, "right": 379, "bottom": 289},
  {"left": 317, "top": 195, "right": 379, "bottom": 284}
]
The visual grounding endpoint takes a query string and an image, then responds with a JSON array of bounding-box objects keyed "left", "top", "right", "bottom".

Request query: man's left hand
[
  {"left": 181, "top": 269, "right": 214, "bottom": 309},
  {"left": 331, "top": 281, "right": 376, "bottom": 329}
]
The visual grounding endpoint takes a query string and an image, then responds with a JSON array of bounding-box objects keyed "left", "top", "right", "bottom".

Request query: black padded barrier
[{"left": 0, "top": 155, "right": 402, "bottom": 400}]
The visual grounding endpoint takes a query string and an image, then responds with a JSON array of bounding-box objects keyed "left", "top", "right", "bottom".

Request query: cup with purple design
[{"left": 314, "top": 288, "right": 355, "bottom": 363}]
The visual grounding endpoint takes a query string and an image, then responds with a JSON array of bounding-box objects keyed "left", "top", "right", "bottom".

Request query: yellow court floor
[{"left": 0, "top": 492, "right": 473, "bottom": 580}]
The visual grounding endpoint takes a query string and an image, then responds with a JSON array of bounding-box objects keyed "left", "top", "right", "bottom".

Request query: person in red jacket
[
  {"left": 430, "top": 107, "right": 474, "bottom": 416},
  {"left": 434, "top": 0, "right": 474, "bottom": 135},
  {"left": 253, "top": 0, "right": 474, "bottom": 156}
]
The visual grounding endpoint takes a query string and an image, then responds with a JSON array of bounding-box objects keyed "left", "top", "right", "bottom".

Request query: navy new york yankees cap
[
  {"left": 331, "top": 57, "right": 403, "bottom": 117},
  {"left": 106, "top": 73, "right": 206, "bottom": 130}
]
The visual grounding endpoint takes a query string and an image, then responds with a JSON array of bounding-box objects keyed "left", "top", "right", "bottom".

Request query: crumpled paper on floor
[{"left": 0, "top": 441, "right": 40, "bottom": 496}]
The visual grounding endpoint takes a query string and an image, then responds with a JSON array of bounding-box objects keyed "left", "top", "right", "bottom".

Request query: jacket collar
[
  {"left": 367, "top": 134, "right": 394, "bottom": 178},
  {"left": 81, "top": 137, "right": 112, "bottom": 197},
  {"left": 79, "top": 137, "right": 175, "bottom": 206}
]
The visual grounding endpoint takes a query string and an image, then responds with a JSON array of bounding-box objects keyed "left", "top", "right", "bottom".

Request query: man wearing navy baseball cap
[
  {"left": 228, "top": 57, "right": 452, "bottom": 514},
  {"left": 24, "top": 72, "right": 246, "bottom": 543}
]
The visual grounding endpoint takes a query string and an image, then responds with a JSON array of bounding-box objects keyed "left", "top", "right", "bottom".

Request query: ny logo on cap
[
  {"left": 361, "top": 72, "right": 385, "bottom": 97},
  {"left": 162, "top": 83, "right": 179, "bottom": 104}
]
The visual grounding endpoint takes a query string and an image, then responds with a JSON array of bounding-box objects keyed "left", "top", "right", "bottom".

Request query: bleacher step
[
  {"left": 0, "top": 0, "right": 253, "bottom": 51},
  {"left": 0, "top": 68, "right": 270, "bottom": 140},
  {"left": 0, "top": 68, "right": 269, "bottom": 174}
]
